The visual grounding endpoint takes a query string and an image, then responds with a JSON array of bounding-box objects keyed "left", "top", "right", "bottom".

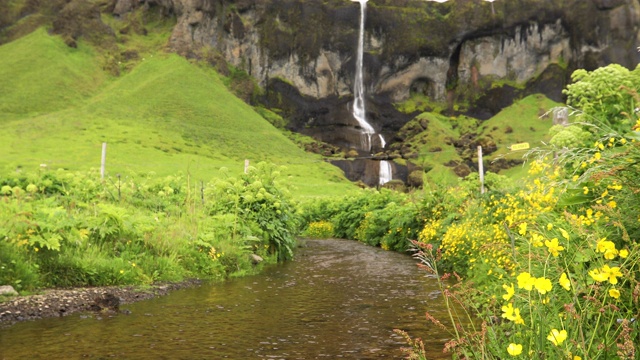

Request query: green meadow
[{"left": 0, "top": 28, "right": 355, "bottom": 198}]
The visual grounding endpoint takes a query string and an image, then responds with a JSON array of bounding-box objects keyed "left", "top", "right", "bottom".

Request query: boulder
[
  {"left": 250, "top": 254, "right": 264, "bottom": 264},
  {"left": 0, "top": 285, "right": 18, "bottom": 297}
]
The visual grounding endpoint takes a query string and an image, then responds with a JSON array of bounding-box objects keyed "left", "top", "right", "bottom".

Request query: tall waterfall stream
[{"left": 352, "top": 0, "right": 392, "bottom": 186}]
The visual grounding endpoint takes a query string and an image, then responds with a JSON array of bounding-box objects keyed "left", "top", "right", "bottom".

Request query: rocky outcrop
[
  {"left": 110, "top": 0, "right": 640, "bottom": 184},
  {"left": 113, "top": 0, "right": 640, "bottom": 119},
  {"left": 457, "top": 20, "right": 571, "bottom": 86}
]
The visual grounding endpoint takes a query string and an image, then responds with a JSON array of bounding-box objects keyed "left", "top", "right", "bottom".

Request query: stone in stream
[
  {"left": 250, "top": 253, "right": 264, "bottom": 264},
  {"left": 89, "top": 293, "right": 121, "bottom": 312}
]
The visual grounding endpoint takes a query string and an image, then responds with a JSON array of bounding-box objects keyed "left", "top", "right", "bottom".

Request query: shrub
[{"left": 304, "top": 221, "right": 334, "bottom": 239}]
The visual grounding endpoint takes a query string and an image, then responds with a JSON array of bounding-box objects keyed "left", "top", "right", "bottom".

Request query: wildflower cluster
[
  {"left": 410, "top": 130, "right": 640, "bottom": 359},
  {"left": 394, "top": 64, "right": 640, "bottom": 360},
  {"left": 304, "top": 220, "right": 334, "bottom": 239}
]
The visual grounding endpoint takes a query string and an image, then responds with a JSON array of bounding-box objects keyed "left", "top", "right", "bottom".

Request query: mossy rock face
[
  {"left": 407, "top": 170, "right": 424, "bottom": 188},
  {"left": 488, "top": 158, "right": 524, "bottom": 173},
  {"left": 345, "top": 149, "right": 359, "bottom": 159},
  {"left": 0, "top": 0, "right": 70, "bottom": 44},
  {"left": 476, "top": 137, "right": 497, "bottom": 155},
  {"left": 52, "top": 0, "right": 116, "bottom": 49},
  {"left": 453, "top": 163, "right": 472, "bottom": 178},
  {"left": 381, "top": 179, "right": 406, "bottom": 192}
]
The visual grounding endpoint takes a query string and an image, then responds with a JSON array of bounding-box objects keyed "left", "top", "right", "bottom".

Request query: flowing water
[
  {"left": 352, "top": 0, "right": 375, "bottom": 152},
  {"left": 379, "top": 161, "right": 393, "bottom": 185},
  {"left": 0, "top": 239, "right": 452, "bottom": 359},
  {"left": 351, "top": 0, "right": 392, "bottom": 185}
]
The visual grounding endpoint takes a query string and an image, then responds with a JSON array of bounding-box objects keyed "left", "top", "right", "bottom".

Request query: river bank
[{"left": 0, "top": 279, "right": 202, "bottom": 328}]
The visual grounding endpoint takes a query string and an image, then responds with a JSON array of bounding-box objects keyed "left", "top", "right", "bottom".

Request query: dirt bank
[{"left": 0, "top": 279, "right": 202, "bottom": 328}]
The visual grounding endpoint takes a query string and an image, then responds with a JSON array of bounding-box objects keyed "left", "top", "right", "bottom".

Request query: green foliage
[
  {"left": 300, "top": 189, "right": 425, "bottom": 252},
  {"left": 304, "top": 221, "right": 334, "bottom": 239},
  {"left": 0, "top": 241, "right": 40, "bottom": 291},
  {"left": 564, "top": 64, "right": 640, "bottom": 131},
  {"left": 207, "top": 162, "right": 298, "bottom": 261},
  {"left": 400, "top": 76, "right": 640, "bottom": 358},
  {"left": 254, "top": 106, "right": 287, "bottom": 129},
  {"left": 0, "top": 165, "right": 297, "bottom": 291},
  {"left": 548, "top": 124, "right": 592, "bottom": 148}
]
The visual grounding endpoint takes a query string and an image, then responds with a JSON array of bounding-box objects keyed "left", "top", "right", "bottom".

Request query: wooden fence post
[
  {"left": 478, "top": 145, "right": 485, "bottom": 194},
  {"left": 100, "top": 142, "right": 107, "bottom": 179}
]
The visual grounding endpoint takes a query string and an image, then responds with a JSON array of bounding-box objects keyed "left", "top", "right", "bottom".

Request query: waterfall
[
  {"left": 352, "top": 0, "right": 374, "bottom": 151},
  {"left": 352, "top": 0, "right": 393, "bottom": 185},
  {"left": 378, "top": 134, "right": 386, "bottom": 148},
  {"left": 379, "top": 160, "right": 392, "bottom": 185}
]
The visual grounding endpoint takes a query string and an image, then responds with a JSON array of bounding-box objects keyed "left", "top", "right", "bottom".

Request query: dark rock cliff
[{"left": 110, "top": 0, "right": 639, "bottom": 147}]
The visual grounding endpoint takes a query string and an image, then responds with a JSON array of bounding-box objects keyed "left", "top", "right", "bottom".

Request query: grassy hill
[
  {"left": 396, "top": 94, "right": 562, "bottom": 184},
  {"left": 0, "top": 28, "right": 355, "bottom": 197}
]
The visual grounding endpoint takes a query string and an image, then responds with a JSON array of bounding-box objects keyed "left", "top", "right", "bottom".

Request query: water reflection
[{"left": 0, "top": 239, "right": 451, "bottom": 359}]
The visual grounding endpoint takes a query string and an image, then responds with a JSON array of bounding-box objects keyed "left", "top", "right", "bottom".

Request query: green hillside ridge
[
  {"left": 479, "top": 94, "right": 560, "bottom": 158},
  {"left": 0, "top": 28, "right": 354, "bottom": 197},
  {"left": 0, "top": 28, "right": 107, "bottom": 119},
  {"left": 397, "top": 94, "right": 561, "bottom": 183}
]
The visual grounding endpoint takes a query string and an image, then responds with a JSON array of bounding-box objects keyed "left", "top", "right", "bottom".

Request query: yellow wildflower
[
  {"left": 609, "top": 288, "right": 620, "bottom": 299},
  {"left": 589, "top": 268, "right": 609, "bottom": 283},
  {"left": 596, "top": 239, "right": 618, "bottom": 260},
  {"left": 559, "top": 273, "right": 571, "bottom": 291},
  {"left": 590, "top": 265, "right": 623, "bottom": 284},
  {"left": 517, "top": 272, "right": 535, "bottom": 291},
  {"left": 502, "top": 283, "right": 515, "bottom": 301},
  {"left": 608, "top": 183, "right": 622, "bottom": 191},
  {"left": 501, "top": 303, "right": 525, "bottom": 325},
  {"left": 547, "top": 329, "right": 567, "bottom": 346},
  {"left": 619, "top": 249, "right": 629, "bottom": 258},
  {"left": 518, "top": 222, "right": 527, "bottom": 236},
  {"left": 545, "top": 238, "right": 564, "bottom": 257},
  {"left": 531, "top": 233, "right": 544, "bottom": 247},
  {"left": 534, "top": 277, "right": 553, "bottom": 294},
  {"left": 507, "top": 343, "right": 523, "bottom": 356}
]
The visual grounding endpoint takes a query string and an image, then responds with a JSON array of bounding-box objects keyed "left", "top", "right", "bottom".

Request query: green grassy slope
[
  {"left": 479, "top": 94, "right": 561, "bottom": 178},
  {"left": 0, "top": 29, "right": 354, "bottom": 197},
  {"left": 479, "top": 94, "right": 560, "bottom": 161},
  {"left": 399, "top": 94, "right": 562, "bottom": 183},
  {"left": 0, "top": 28, "right": 107, "bottom": 118}
]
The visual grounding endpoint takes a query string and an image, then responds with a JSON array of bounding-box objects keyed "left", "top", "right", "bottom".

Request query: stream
[{"left": 0, "top": 239, "right": 451, "bottom": 359}]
